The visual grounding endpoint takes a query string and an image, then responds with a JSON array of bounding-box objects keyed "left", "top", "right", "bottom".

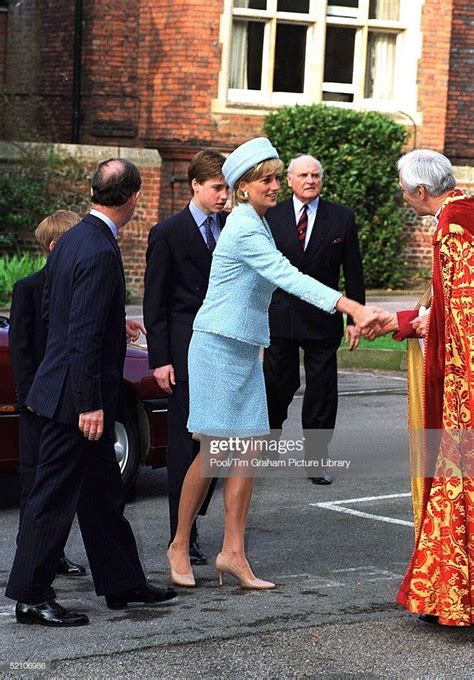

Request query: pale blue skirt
[{"left": 187, "top": 330, "right": 269, "bottom": 437}]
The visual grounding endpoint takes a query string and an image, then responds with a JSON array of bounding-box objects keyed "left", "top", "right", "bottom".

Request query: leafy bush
[
  {"left": 0, "top": 147, "right": 90, "bottom": 253},
  {"left": 0, "top": 253, "right": 46, "bottom": 308},
  {"left": 264, "top": 105, "right": 409, "bottom": 288},
  {"left": 0, "top": 172, "right": 57, "bottom": 252}
]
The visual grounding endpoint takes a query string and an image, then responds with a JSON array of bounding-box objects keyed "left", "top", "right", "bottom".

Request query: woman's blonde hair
[
  {"left": 35, "top": 210, "right": 81, "bottom": 251},
  {"left": 233, "top": 158, "right": 284, "bottom": 205}
]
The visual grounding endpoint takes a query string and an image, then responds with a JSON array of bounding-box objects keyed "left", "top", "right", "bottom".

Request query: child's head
[{"left": 35, "top": 210, "right": 81, "bottom": 253}]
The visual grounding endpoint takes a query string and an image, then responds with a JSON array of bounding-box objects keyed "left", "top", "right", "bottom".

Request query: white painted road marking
[
  {"left": 276, "top": 565, "right": 403, "bottom": 586},
  {"left": 311, "top": 492, "right": 414, "bottom": 527}
]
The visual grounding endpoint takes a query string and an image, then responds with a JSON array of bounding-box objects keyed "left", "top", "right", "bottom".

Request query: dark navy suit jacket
[
  {"left": 27, "top": 214, "right": 126, "bottom": 429},
  {"left": 143, "top": 206, "right": 227, "bottom": 381},
  {"left": 265, "top": 197, "right": 365, "bottom": 339},
  {"left": 9, "top": 268, "right": 47, "bottom": 407}
]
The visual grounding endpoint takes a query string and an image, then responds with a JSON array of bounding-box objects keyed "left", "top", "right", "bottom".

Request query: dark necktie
[
  {"left": 204, "top": 215, "right": 216, "bottom": 253},
  {"left": 297, "top": 205, "right": 308, "bottom": 251}
]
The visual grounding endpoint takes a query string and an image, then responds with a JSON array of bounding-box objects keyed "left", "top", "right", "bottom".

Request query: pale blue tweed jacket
[{"left": 193, "top": 202, "right": 342, "bottom": 347}]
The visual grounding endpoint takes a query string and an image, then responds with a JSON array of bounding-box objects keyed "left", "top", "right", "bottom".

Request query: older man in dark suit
[
  {"left": 143, "top": 150, "right": 228, "bottom": 567},
  {"left": 264, "top": 155, "right": 365, "bottom": 484},
  {"left": 6, "top": 159, "right": 176, "bottom": 626}
]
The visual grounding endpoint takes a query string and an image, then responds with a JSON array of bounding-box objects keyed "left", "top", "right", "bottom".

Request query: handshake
[
  {"left": 355, "top": 307, "right": 396, "bottom": 340},
  {"left": 350, "top": 305, "right": 429, "bottom": 343}
]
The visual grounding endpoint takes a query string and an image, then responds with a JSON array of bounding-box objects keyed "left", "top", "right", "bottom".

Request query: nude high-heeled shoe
[
  {"left": 215, "top": 553, "right": 275, "bottom": 590},
  {"left": 167, "top": 547, "right": 196, "bottom": 588}
]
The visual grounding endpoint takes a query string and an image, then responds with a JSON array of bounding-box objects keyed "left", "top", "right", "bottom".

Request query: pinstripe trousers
[{"left": 5, "top": 418, "right": 146, "bottom": 604}]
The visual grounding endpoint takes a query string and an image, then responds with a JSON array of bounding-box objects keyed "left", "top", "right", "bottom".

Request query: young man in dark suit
[
  {"left": 264, "top": 155, "right": 365, "bottom": 485},
  {"left": 143, "top": 150, "right": 228, "bottom": 567},
  {"left": 6, "top": 159, "right": 177, "bottom": 626},
  {"left": 9, "top": 210, "right": 87, "bottom": 577}
]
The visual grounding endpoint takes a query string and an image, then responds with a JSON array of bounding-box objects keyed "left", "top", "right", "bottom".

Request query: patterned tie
[
  {"left": 297, "top": 204, "right": 308, "bottom": 251},
  {"left": 204, "top": 215, "right": 216, "bottom": 253}
]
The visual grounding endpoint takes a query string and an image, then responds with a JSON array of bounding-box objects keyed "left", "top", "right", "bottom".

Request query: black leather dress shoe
[
  {"left": 189, "top": 541, "right": 208, "bottom": 565},
  {"left": 309, "top": 473, "right": 333, "bottom": 485},
  {"left": 105, "top": 583, "right": 178, "bottom": 610},
  {"left": 418, "top": 614, "right": 439, "bottom": 624},
  {"left": 16, "top": 600, "right": 89, "bottom": 627},
  {"left": 56, "top": 556, "right": 87, "bottom": 577}
]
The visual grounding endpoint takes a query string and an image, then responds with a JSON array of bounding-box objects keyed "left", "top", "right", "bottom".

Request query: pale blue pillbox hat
[{"left": 223, "top": 137, "right": 279, "bottom": 189}]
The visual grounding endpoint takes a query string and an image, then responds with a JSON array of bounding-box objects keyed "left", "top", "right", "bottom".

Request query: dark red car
[{"left": 0, "top": 316, "right": 168, "bottom": 489}]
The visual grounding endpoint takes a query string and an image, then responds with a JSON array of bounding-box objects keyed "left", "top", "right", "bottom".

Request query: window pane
[
  {"left": 369, "top": 0, "right": 399, "bottom": 21},
  {"left": 234, "top": 0, "right": 267, "bottom": 9},
  {"left": 273, "top": 23, "right": 307, "bottom": 92},
  {"left": 364, "top": 31, "right": 396, "bottom": 99},
  {"left": 322, "top": 92, "right": 354, "bottom": 103},
  {"left": 330, "top": 0, "right": 358, "bottom": 6},
  {"left": 277, "top": 0, "right": 310, "bottom": 13},
  {"left": 327, "top": 1, "right": 359, "bottom": 18},
  {"left": 324, "top": 27, "right": 356, "bottom": 84},
  {"left": 229, "top": 20, "right": 264, "bottom": 90}
]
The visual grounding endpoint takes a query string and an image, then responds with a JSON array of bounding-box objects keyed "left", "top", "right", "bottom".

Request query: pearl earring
[{"left": 243, "top": 191, "right": 249, "bottom": 199}]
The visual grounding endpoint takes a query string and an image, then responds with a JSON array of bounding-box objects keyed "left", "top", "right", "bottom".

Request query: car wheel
[{"left": 114, "top": 395, "right": 149, "bottom": 491}]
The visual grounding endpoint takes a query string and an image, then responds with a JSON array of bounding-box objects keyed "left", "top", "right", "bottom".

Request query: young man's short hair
[
  {"left": 188, "top": 150, "right": 226, "bottom": 195},
  {"left": 35, "top": 210, "right": 81, "bottom": 251}
]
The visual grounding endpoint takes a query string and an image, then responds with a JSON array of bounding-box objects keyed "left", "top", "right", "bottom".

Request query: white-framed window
[{"left": 215, "top": 0, "right": 422, "bottom": 116}]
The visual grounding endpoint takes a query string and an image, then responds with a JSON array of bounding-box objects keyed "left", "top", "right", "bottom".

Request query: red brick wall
[
  {"left": 80, "top": 0, "right": 141, "bottom": 145},
  {"left": 120, "top": 162, "right": 161, "bottom": 296},
  {"left": 3, "top": 1, "right": 471, "bottom": 157},
  {"left": 34, "top": 0, "right": 75, "bottom": 140},
  {"left": 445, "top": 0, "right": 474, "bottom": 162},
  {"left": 2, "top": 0, "right": 41, "bottom": 139},
  {"left": 417, "top": 0, "right": 454, "bottom": 151},
  {"left": 138, "top": 0, "right": 227, "bottom": 146},
  {"left": 2, "top": 1, "right": 472, "bottom": 288}
]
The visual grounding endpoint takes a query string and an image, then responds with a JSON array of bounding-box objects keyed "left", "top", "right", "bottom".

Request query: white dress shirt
[
  {"left": 90, "top": 208, "right": 118, "bottom": 239},
  {"left": 189, "top": 200, "right": 221, "bottom": 247}
]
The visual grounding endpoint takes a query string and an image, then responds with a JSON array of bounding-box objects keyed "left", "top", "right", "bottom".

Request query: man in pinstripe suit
[{"left": 5, "top": 159, "right": 176, "bottom": 626}]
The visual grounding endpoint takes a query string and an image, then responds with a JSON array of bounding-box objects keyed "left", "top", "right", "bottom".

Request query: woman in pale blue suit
[{"left": 167, "top": 138, "right": 384, "bottom": 589}]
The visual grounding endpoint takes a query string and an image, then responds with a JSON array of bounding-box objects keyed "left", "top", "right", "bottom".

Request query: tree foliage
[
  {"left": 264, "top": 104, "right": 409, "bottom": 288},
  {"left": 0, "top": 147, "right": 90, "bottom": 254}
]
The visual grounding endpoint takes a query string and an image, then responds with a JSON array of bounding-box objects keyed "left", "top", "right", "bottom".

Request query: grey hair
[
  {"left": 287, "top": 155, "right": 324, "bottom": 177},
  {"left": 397, "top": 149, "right": 456, "bottom": 196}
]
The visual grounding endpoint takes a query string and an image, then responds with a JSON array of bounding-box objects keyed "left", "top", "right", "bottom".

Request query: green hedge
[
  {"left": 0, "top": 254, "right": 46, "bottom": 308},
  {"left": 0, "top": 148, "right": 90, "bottom": 254},
  {"left": 264, "top": 104, "right": 409, "bottom": 288}
]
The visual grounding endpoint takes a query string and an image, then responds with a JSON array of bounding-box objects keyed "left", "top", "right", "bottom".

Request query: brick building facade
[{"left": 0, "top": 0, "right": 473, "bottom": 294}]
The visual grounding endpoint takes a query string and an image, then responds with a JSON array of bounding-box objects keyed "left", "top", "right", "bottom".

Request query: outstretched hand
[
  {"left": 353, "top": 305, "right": 391, "bottom": 340},
  {"left": 360, "top": 312, "right": 400, "bottom": 339}
]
